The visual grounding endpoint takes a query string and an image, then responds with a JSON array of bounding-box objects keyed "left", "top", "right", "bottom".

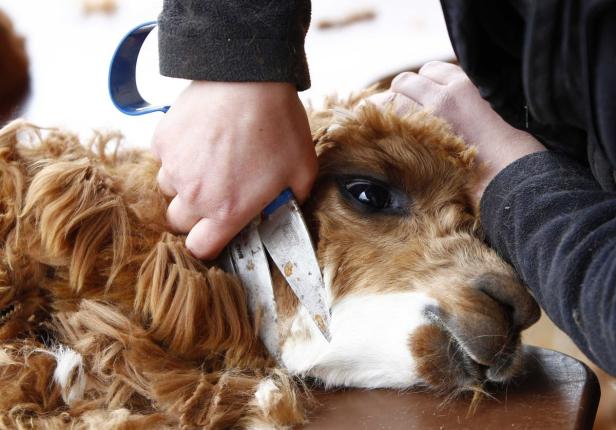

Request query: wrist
[
  {"left": 191, "top": 80, "right": 296, "bottom": 94},
  {"left": 473, "top": 128, "right": 546, "bottom": 204},
  {"left": 190, "top": 80, "right": 299, "bottom": 109}
]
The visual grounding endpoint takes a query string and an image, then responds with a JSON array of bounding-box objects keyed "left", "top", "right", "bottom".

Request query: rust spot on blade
[
  {"left": 283, "top": 261, "right": 294, "bottom": 277},
  {"left": 246, "top": 259, "right": 255, "bottom": 271},
  {"left": 314, "top": 315, "right": 327, "bottom": 335}
]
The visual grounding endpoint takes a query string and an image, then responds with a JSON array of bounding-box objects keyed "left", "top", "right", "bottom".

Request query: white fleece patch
[
  {"left": 320, "top": 263, "right": 336, "bottom": 308},
  {"left": 50, "top": 345, "right": 86, "bottom": 404},
  {"left": 254, "top": 378, "right": 279, "bottom": 413},
  {"left": 281, "top": 291, "right": 436, "bottom": 389},
  {"left": 249, "top": 378, "right": 287, "bottom": 430}
]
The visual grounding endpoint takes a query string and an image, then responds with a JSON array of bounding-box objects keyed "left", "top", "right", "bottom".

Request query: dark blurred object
[
  {"left": 0, "top": 9, "right": 29, "bottom": 125},
  {"left": 317, "top": 9, "right": 376, "bottom": 30}
]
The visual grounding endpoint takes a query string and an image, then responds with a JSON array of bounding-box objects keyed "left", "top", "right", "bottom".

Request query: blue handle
[
  {"left": 108, "top": 21, "right": 169, "bottom": 115},
  {"left": 263, "top": 188, "right": 294, "bottom": 218}
]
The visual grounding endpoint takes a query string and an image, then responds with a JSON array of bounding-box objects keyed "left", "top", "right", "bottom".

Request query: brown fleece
[{"left": 0, "top": 95, "right": 538, "bottom": 428}]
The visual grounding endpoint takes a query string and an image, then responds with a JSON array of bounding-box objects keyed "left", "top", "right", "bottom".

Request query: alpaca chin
[{"left": 281, "top": 290, "right": 438, "bottom": 389}]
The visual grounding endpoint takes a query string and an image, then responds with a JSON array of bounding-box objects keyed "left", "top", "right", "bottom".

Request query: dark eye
[
  {"left": 345, "top": 180, "right": 391, "bottom": 209},
  {"left": 338, "top": 177, "right": 409, "bottom": 215}
]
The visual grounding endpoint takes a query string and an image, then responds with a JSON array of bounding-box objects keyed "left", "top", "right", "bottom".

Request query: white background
[{"left": 0, "top": 0, "right": 453, "bottom": 147}]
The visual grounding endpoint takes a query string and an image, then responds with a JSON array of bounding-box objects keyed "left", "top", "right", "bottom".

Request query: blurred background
[
  {"left": 0, "top": 0, "right": 453, "bottom": 146},
  {"left": 0, "top": 1, "right": 614, "bottom": 428}
]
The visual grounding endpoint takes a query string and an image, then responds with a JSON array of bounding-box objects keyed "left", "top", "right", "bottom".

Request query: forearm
[
  {"left": 480, "top": 151, "right": 616, "bottom": 374},
  {"left": 158, "top": 0, "right": 311, "bottom": 90}
]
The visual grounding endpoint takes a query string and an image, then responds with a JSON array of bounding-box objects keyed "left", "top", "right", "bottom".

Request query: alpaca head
[{"left": 279, "top": 103, "right": 540, "bottom": 393}]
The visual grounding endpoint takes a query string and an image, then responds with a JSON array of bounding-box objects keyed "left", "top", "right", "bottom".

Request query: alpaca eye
[
  {"left": 345, "top": 180, "right": 391, "bottom": 209},
  {"left": 338, "top": 177, "right": 409, "bottom": 215}
]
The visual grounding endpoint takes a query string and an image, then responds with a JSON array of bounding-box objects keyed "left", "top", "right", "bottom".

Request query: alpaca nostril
[
  {"left": 421, "top": 305, "right": 525, "bottom": 387},
  {"left": 473, "top": 272, "right": 540, "bottom": 330}
]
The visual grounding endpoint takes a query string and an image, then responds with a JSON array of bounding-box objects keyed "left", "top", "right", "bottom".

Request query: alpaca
[{"left": 0, "top": 97, "right": 539, "bottom": 429}]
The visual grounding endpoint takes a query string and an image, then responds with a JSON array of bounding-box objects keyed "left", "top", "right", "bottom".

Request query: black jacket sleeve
[
  {"left": 157, "top": 0, "right": 311, "bottom": 90},
  {"left": 480, "top": 151, "right": 616, "bottom": 375}
]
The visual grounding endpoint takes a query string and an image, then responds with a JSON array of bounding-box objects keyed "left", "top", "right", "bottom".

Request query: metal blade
[
  {"left": 225, "top": 221, "right": 281, "bottom": 359},
  {"left": 259, "top": 198, "right": 332, "bottom": 342}
]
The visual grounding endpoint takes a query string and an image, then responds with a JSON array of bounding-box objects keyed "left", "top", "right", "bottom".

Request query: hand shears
[{"left": 108, "top": 22, "right": 331, "bottom": 360}]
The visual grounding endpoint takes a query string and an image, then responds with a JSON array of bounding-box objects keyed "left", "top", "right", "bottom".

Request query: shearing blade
[
  {"left": 259, "top": 197, "right": 332, "bottom": 342},
  {"left": 226, "top": 222, "right": 281, "bottom": 360}
]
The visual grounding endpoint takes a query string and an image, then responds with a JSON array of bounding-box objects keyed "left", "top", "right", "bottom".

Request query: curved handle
[{"left": 108, "top": 21, "right": 170, "bottom": 115}]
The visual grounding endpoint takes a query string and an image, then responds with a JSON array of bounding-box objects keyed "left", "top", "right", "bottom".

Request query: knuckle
[
  {"left": 419, "top": 60, "right": 442, "bottom": 74},
  {"left": 390, "top": 72, "right": 413, "bottom": 89},
  {"left": 450, "top": 75, "right": 473, "bottom": 92},
  {"left": 209, "top": 194, "right": 244, "bottom": 221},
  {"left": 433, "top": 90, "right": 457, "bottom": 115},
  {"left": 179, "top": 180, "right": 204, "bottom": 206}
]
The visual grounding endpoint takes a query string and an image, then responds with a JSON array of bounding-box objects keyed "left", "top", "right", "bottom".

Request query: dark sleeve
[
  {"left": 157, "top": 0, "right": 311, "bottom": 91},
  {"left": 480, "top": 151, "right": 616, "bottom": 375}
]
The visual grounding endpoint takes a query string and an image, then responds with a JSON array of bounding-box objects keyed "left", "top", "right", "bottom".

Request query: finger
[
  {"left": 418, "top": 61, "right": 465, "bottom": 85},
  {"left": 289, "top": 181, "right": 312, "bottom": 205},
  {"left": 388, "top": 93, "right": 421, "bottom": 115},
  {"left": 166, "top": 195, "right": 201, "bottom": 233},
  {"left": 185, "top": 216, "right": 245, "bottom": 260},
  {"left": 363, "top": 92, "right": 422, "bottom": 116},
  {"left": 361, "top": 91, "right": 397, "bottom": 109},
  {"left": 288, "top": 161, "right": 317, "bottom": 204},
  {"left": 157, "top": 168, "right": 177, "bottom": 197},
  {"left": 390, "top": 72, "right": 441, "bottom": 105}
]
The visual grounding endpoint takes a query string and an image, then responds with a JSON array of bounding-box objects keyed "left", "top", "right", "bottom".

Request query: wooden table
[{"left": 302, "top": 346, "right": 600, "bottom": 430}]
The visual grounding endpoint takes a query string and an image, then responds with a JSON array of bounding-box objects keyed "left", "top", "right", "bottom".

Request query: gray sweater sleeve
[
  {"left": 158, "top": 0, "right": 311, "bottom": 90},
  {"left": 480, "top": 151, "right": 616, "bottom": 375}
]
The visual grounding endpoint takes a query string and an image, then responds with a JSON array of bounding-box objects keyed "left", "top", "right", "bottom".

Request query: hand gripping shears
[{"left": 108, "top": 22, "right": 331, "bottom": 360}]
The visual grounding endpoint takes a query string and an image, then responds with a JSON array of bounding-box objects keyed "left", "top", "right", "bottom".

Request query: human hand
[
  {"left": 369, "top": 62, "right": 546, "bottom": 204},
  {"left": 152, "top": 81, "right": 316, "bottom": 260}
]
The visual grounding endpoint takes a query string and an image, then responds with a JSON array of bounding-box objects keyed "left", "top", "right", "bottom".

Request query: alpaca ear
[{"left": 19, "top": 158, "right": 129, "bottom": 292}]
